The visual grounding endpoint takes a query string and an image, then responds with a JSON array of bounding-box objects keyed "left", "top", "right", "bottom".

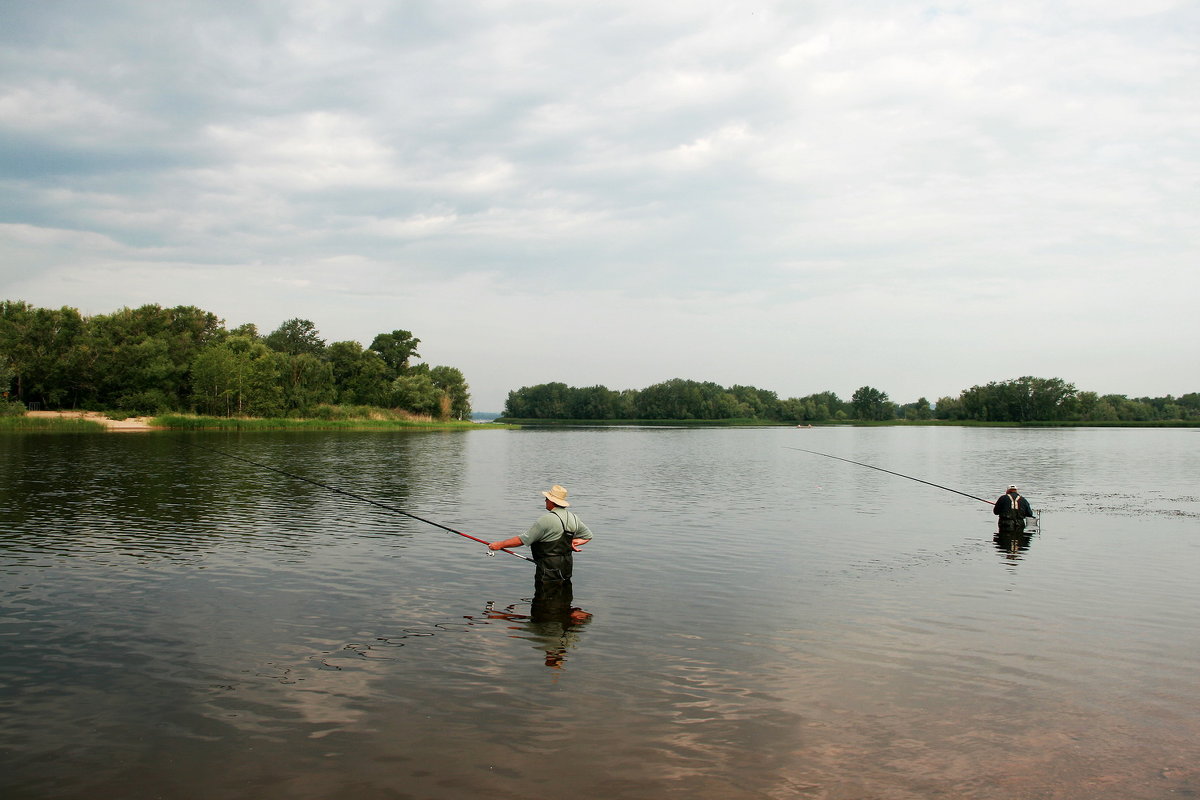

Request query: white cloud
[
  {"left": 202, "top": 112, "right": 399, "bottom": 190},
  {"left": 0, "top": 81, "right": 134, "bottom": 136}
]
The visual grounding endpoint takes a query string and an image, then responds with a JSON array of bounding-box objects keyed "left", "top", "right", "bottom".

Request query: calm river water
[{"left": 2, "top": 426, "right": 1198, "bottom": 799}]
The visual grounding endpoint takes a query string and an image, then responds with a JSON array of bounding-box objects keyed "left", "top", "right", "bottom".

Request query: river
[{"left": 2, "top": 425, "right": 1198, "bottom": 799}]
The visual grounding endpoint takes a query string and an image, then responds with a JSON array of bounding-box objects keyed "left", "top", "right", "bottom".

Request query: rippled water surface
[{"left": 2, "top": 426, "right": 1199, "bottom": 799}]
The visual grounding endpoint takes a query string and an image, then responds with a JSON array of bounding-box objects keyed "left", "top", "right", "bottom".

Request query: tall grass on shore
[
  {"left": 495, "top": 419, "right": 797, "bottom": 427},
  {"left": 152, "top": 414, "right": 494, "bottom": 431},
  {"left": 0, "top": 415, "right": 107, "bottom": 432}
]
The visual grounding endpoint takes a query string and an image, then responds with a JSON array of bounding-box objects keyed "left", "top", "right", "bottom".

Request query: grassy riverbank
[
  {"left": 6, "top": 411, "right": 1190, "bottom": 433},
  {"left": 152, "top": 414, "right": 508, "bottom": 431},
  {"left": 495, "top": 417, "right": 772, "bottom": 426},
  {"left": 495, "top": 417, "right": 1199, "bottom": 428},
  {"left": 0, "top": 415, "right": 108, "bottom": 432},
  {"left": 0, "top": 409, "right": 514, "bottom": 433}
]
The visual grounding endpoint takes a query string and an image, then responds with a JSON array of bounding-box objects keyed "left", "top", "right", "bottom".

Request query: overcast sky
[{"left": 2, "top": 1, "right": 1197, "bottom": 411}]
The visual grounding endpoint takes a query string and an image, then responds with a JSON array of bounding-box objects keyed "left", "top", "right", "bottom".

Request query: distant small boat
[{"left": 796, "top": 424, "right": 813, "bottom": 428}]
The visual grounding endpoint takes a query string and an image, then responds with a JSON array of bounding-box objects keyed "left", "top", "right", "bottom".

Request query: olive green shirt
[{"left": 519, "top": 507, "right": 594, "bottom": 546}]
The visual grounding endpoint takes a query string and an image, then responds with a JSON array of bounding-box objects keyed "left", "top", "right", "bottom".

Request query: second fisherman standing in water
[
  {"left": 993, "top": 484, "right": 1033, "bottom": 532},
  {"left": 488, "top": 484, "right": 593, "bottom": 583}
]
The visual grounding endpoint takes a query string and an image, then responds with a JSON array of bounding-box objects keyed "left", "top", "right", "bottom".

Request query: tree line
[
  {"left": 0, "top": 301, "right": 471, "bottom": 419},
  {"left": 503, "top": 377, "right": 1200, "bottom": 423}
]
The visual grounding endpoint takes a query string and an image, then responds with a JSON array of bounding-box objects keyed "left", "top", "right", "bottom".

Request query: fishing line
[
  {"left": 186, "top": 441, "right": 534, "bottom": 562},
  {"left": 785, "top": 447, "right": 994, "bottom": 506}
]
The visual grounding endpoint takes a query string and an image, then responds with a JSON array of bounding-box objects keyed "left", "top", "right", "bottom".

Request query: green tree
[
  {"left": 190, "top": 336, "right": 282, "bottom": 416},
  {"left": 567, "top": 385, "right": 618, "bottom": 420},
  {"left": 391, "top": 371, "right": 442, "bottom": 416},
  {"left": 230, "top": 322, "right": 260, "bottom": 339},
  {"left": 1027, "top": 377, "right": 1076, "bottom": 420},
  {"left": 190, "top": 343, "right": 239, "bottom": 416},
  {"left": 958, "top": 377, "right": 1078, "bottom": 422},
  {"left": 0, "top": 354, "right": 14, "bottom": 401},
  {"left": 902, "top": 397, "right": 933, "bottom": 420},
  {"left": 0, "top": 302, "right": 87, "bottom": 407},
  {"left": 851, "top": 386, "right": 892, "bottom": 420},
  {"left": 504, "top": 382, "right": 571, "bottom": 418},
  {"left": 1101, "top": 394, "right": 1154, "bottom": 421},
  {"left": 933, "top": 396, "right": 963, "bottom": 420},
  {"left": 779, "top": 397, "right": 806, "bottom": 421},
  {"left": 276, "top": 351, "right": 336, "bottom": 414},
  {"left": 78, "top": 304, "right": 223, "bottom": 411},
  {"left": 327, "top": 341, "right": 392, "bottom": 406},
  {"left": 1178, "top": 393, "right": 1200, "bottom": 419},
  {"left": 226, "top": 335, "right": 283, "bottom": 416},
  {"left": 635, "top": 378, "right": 695, "bottom": 419},
  {"left": 791, "top": 391, "right": 843, "bottom": 421},
  {"left": 429, "top": 365, "right": 472, "bottom": 420},
  {"left": 265, "top": 318, "right": 326, "bottom": 357},
  {"left": 729, "top": 385, "right": 782, "bottom": 420},
  {"left": 370, "top": 330, "right": 421, "bottom": 375}
]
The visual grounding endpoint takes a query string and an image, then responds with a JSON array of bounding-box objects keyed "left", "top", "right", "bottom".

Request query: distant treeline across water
[
  {"left": 4, "top": 301, "right": 1196, "bottom": 425},
  {"left": 0, "top": 301, "right": 470, "bottom": 419},
  {"left": 503, "top": 378, "right": 1200, "bottom": 423}
]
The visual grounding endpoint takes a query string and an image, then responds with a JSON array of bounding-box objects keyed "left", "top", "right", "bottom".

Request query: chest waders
[
  {"left": 531, "top": 512, "right": 574, "bottom": 583},
  {"left": 1000, "top": 495, "right": 1026, "bottom": 533}
]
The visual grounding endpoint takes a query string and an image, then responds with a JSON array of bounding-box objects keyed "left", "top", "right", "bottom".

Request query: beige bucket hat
[{"left": 542, "top": 484, "right": 570, "bottom": 507}]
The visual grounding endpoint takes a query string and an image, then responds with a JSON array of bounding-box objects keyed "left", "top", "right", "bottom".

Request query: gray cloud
[{"left": 2, "top": 1, "right": 1197, "bottom": 410}]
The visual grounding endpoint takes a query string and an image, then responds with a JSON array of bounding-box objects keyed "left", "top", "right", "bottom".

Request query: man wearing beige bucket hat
[{"left": 488, "top": 484, "right": 594, "bottom": 583}]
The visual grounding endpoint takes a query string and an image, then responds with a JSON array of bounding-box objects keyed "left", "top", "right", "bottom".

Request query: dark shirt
[{"left": 993, "top": 492, "right": 1032, "bottom": 517}]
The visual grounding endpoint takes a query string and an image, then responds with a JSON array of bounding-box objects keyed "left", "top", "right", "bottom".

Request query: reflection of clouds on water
[
  {"left": 763, "top": 671, "right": 1200, "bottom": 800},
  {"left": 213, "top": 592, "right": 599, "bottom": 738},
  {"left": 197, "top": 602, "right": 565, "bottom": 736}
]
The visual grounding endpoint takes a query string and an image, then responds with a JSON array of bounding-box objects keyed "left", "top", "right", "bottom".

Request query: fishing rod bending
[
  {"left": 785, "top": 446, "right": 994, "bottom": 506},
  {"left": 187, "top": 442, "right": 534, "bottom": 562}
]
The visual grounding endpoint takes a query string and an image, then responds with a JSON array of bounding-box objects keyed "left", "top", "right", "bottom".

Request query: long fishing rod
[
  {"left": 187, "top": 442, "right": 534, "bottom": 562},
  {"left": 785, "top": 447, "right": 994, "bottom": 506}
]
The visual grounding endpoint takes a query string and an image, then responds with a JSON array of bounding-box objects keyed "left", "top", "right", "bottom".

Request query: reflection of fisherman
[
  {"left": 994, "top": 527, "right": 1034, "bottom": 559},
  {"left": 487, "top": 484, "right": 593, "bottom": 583},
  {"left": 481, "top": 584, "right": 593, "bottom": 669},
  {"left": 529, "top": 580, "right": 593, "bottom": 668},
  {"left": 993, "top": 484, "right": 1033, "bottom": 533}
]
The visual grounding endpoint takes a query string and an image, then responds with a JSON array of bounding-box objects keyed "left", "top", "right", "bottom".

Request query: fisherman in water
[
  {"left": 993, "top": 484, "right": 1033, "bottom": 533},
  {"left": 488, "top": 484, "right": 593, "bottom": 583}
]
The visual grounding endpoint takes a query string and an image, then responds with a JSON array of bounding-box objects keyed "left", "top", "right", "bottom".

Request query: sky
[{"left": 1, "top": 1, "right": 1197, "bottom": 412}]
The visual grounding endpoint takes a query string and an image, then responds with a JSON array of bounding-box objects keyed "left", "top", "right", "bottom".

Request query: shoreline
[
  {"left": 25, "top": 410, "right": 160, "bottom": 431},
  {"left": 16, "top": 411, "right": 1195, "bottom": 432},
  {"left": 16, "top": 411, "right": 507, "bottom": 432}
]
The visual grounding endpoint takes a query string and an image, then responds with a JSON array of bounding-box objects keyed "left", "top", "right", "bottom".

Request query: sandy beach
[{"left": 26, "top": 410, "right": 158, "bottom": 431}]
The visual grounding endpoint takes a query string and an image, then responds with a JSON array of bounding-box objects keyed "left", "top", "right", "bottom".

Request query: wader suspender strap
[
  {"left": 531, "top": 511, "right": 574, "bottom": 582},
  {"left": 533, "top": 511, "right": 574, "bottom": 562}
]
